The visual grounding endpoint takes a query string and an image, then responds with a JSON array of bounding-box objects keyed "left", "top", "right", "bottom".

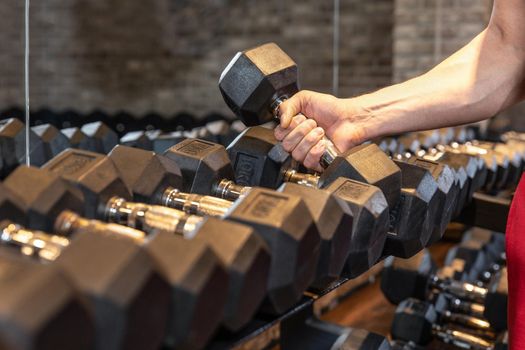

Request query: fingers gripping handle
[{"left": 272, "top": 96, "right": 339, "bottom": 169}]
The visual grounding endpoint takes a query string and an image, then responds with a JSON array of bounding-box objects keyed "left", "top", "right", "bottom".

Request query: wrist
[{"left": 341, "top": 95, "right": 391, "bottom": 141}]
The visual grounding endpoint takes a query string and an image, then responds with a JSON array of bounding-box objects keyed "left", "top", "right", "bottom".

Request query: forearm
[{"left": 352, "top": 26, "right": 525, "bottom": 139}]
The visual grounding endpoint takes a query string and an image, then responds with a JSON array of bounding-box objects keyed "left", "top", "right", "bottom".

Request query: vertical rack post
[
  {"left": 332, "top": 0, "right": 340, "bottom": 97},
  {"left": 24, "top": 0, "right": 31, "bottom": 166}
]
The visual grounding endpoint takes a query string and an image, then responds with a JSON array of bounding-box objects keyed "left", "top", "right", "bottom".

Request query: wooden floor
[{"left": 321, "top": 242, "right": 455, "bottom": 338}]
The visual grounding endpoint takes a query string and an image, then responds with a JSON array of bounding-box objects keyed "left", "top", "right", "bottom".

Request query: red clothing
[{"left": 507, "top": 173, "right": 525, "bottom": 349}]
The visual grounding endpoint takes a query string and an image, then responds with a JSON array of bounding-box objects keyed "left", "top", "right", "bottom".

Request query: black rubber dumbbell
[
  {"left": 163, "top": 138, "right": 389, "bottom": 276},
  {"left": 381, "top": 249, "right": 507, "bottom": 331},
  {"left": 391, "top": 298, "right": 499, "bottom": 349},
  {"left": 0, "top": 218, "right": 172, "bottom": 350},
  {"left": 0, "top": 247, "right": 93, "bottom": 349},
  {"left": 226, "top": 126, "right": 453, "bottom": 257},
  {"left": 40, "top": 149, "right": 316, "bottom": 315},
  {"left": 0, "top": 118, "right": 47, "bottom": 178},
  {"left": 107, "top": 144, "right": 352, "bottom": 285},
  {"left": 2, "top": 167, "right": 231, "bottom": 349}
]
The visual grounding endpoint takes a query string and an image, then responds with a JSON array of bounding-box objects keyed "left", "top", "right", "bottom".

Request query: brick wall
[
  {"left": 0, "top": 0, "right": 393, "bottom": 118},
  {"left": 393, "top": 0, "right": 493, "bottom": 82},
  {"left": 1, "top": 0, "right": 522, "bottom": 128}
]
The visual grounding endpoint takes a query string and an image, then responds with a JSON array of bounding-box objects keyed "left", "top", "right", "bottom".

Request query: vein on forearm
[{"left": 358, "top": 27, "right": 525, "bottom": 138}]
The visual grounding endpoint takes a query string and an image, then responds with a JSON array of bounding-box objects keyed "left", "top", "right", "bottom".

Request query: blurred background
[{"left": 1, "top": 0, "right": 523, "bottom": 132}]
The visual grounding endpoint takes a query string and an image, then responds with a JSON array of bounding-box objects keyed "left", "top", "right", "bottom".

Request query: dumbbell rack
[{"left": 208, "top": 264, "right": 383, "bottom": 349}]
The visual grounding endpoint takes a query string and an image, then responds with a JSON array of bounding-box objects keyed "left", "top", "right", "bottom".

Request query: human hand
[{"left": 274, "top": 90, "right": 371, "bottom": 171}]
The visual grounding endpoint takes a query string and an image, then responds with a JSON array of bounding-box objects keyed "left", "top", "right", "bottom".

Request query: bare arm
[{"left": 276, "top": 0, "right": 525, "bottom": 170}]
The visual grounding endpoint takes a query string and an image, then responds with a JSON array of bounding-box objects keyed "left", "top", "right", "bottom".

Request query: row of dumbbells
[
  {"left": 4, "top": 114, "right": 523, "bottom": 289},
  {"left": 0, "top": 117, "right": 246, "bottom": 178},
  {"left": 3, "top": 106, "right": 235, "bottom": 135},
  {"left": 382, "top": 228, "right": 508, "bottom": 349},
  {"left": 378, "top": 128, "right": 525, "bottom": 194},
  {"left": 5, "top": 116, "right": 503, "bottom": 276},
  {"left": 0, "top": 124, "right": 490, "bottom": 349},
  {"left": 0, "top": 123, "right": 518, "bottom": 349},
  {"left": 0, "top": 42, "right": 521, "bottom": 349}
]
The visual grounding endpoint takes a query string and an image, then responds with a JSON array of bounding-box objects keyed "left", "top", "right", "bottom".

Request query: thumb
[{"left": 278, "top": 90, "right": 311, "bottom": 128}]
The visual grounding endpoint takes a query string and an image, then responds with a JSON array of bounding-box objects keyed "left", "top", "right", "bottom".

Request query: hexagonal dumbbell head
[
  {"left": 42, "top": 149, "right": 131, "bottom": 219},
  {"left": 385, "top": 160, "right": 439, "bottom": 258},
  {"left": 319, "top": 143, "right": 402, "bottom": 209},
  {"left": 462, "top": 227, "right": 505, "bottom": 263},
  {"left": 108, "top": 145, "right": 183, "bottom": 204},
  {"left": 190, "top": 217, "right": 270, "bottom": 331},
  {"left": 32, "top": 124, "right": 71, "bottom": 160},
  {"left": 164, "top": 138, "right": 235, "bottom": 195},
  {"left": 436, "top": 151, "right": 478, "bottom": 203},
  {"left": 427, "top": 152, "right": 469, "bottom": 218},
  {"left": 484, "top": 267, "right": 508, "bottom": 331},
  {"left": 224, "top": 187, "right": 321, "bottom": 314},
  {"left": 61, "top": 127, "right": 92, "bottom": 150},
  {"left": 444, "top": 241, "right": 488, "bottom": 281},
  {"left": 405, "top": 157, "right": 458, "bottom": 245},
  {"left": 4, "top": 166, "right": 84, "bottom": 231},
  {"left": 138, "top": 230, "right": 229, "bottom": 348},
  {"left": 0, "top": 248, "right": 93, "bottom": 349},
  {"left": 81, "top": 121, "right": 119, "bottom": 153},
  {"left": 380, "top": 249, "right": 436, "bottom": 304},
  {"left": 55, "top": 212, "right": 229, "bottom": 350},
  {"left": 219, "top": 42, "right": 299, "bottom": 126},
  {"left": 0, "top": 182, "right": 26, "bottom": 225},
  {"left": 0, "top": 118, "right": 47, "bottom": 177},
  {"left": 120, "top": 131, "right": 154, "bottom": 151},
  {"left": 391, "top": 298, "right": 437, "bottom": 345},
  {"left": 147, "top": 130, "right": 186, "bottom": 154},
  {"left": 324, "top": 177, "right": 389, "bottom": 277},
  {"left": 55, "top": 230, "right": 171, "bottom": 350},
  {"left": 227, "top": 126, "right": 293, "bottom": 188},
  {"left": 278, "top": 182, "right": 352, "bottom": 285}
]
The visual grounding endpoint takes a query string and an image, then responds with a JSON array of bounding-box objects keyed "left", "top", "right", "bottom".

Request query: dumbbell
[
  {"left": 32, "top": 123, "right": 71, "bottom": 160},
  {"left": 134, "top": 119, "right": 246, "bottom": 154},
  {"left": 400, "top": 129, "right": 523, "bottom": 192},
  {"left": 381, "top": 249, "right": 508, "bottom": 331},
  {"left": 54, "top": 212, "right": 233, "bottom": 348},
  {"left": 38, "top": 149, "right": 316, "bottom": 315},
  {"left": 0, "top": 118, "right": 47, "bottom": 177},
  {"left": 468, "top": 141, "right": 521, "bottom": 189},
  {"left": 0, "top": 166, "right": 228, "bottom": 347},
  {"left": 224, "top": 127, "right": 450, "bottom": 257},
  {"left": 191, "top": 120, "right": 245, "bottom": 147},
  {"left": 4, "top": 165, "right": 268, "bottom": 333},
  {"left": 444, "top": 231, "right": 505, "bottom": 284},
  {"left": 0, "top": 247, "right": 93, "bottom": 349},
  {"left": 106, "top": 144, "right": 351, "bottom": 284},
  {"left": 217, "top": 43, "right": 460, "bottom": 254},
  {"left": 230, "top": 126, "right": 458, "bottom": 248},
  {"left": 0, "top": 218, "right": 172, "bottom": 350},
  {"left": 162, "top": 137, "right": 389, "bottom": 277},
  {"left": 120, "top": 130, "right": 154, "bottom": 150},
  {"left": 61, "top": 121, "right": 119, "bottom": 154},
  {"left": 391, "top": 298, "right": 499, "bottom": 349},
  {"left": 384, "top": 133, "right": 482, "bottom": 217},
  {"left": 217, "top": 44, "right": 404, "bottom": 205},
  {"left": 431, "top": 127, "right": 523, "bottom": 191},
  {"left": 0, "top": 118, "right": 120, "bottom": 179}
]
